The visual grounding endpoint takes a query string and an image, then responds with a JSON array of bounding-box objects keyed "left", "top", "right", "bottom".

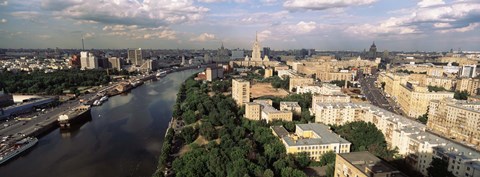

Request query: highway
[{"left": 358, "top": 73, "right": 397, "bottom": 113}]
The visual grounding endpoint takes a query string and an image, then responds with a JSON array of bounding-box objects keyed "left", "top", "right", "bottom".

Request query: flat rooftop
[
  {"left": 339, "top": 151, "right": 407, "bottom": 177},
  {"left": 282, "top": 123, "right": 351, "bottom": 146}
]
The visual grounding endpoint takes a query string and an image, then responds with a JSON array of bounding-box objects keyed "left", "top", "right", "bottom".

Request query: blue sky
[{"left": 0, "top": 0, "right": 479, "bottom": 51}]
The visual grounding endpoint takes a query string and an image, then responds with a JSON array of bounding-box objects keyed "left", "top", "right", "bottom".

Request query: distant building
[
  {"left": 206, "top": 67, "right": 224, "bottom": 81},
  {"left": 368, "top": 42, "right": 377, "bottom": 59},
  {"left": 271, "top": 123, "right": 351, "bottom": 161},
  {"left": 128, "top": 48, "right": 143, "bottom": 66},
  {"left": 251, "top": 34, "right": 262, "bottom": 61},
  {"left": 334, "top": 151, "right": 407, "bottom": 177},
  {"left": 289, "top": 75, "right": 314, "bottom": 92},
  {"left": 229, "top": 34, "right": 281, "bottom": 68},
  {"left": 263, "top": 47, "right": 271, "bottom": 58},
  {"left": 215, "top": 43, "right": 229, "bottom": 62},
  {"left": 459, "top": 65, "right": 477, "bottom": 78},
  {"left": 80, "top": 51, "right": 98, "bottom": 69},
  {"left": 231, "top": 49, "right": 244, "bottom": 60},
  {"left": 456, "top": 78, "right": 480, "bottom": 95},
  {"left": 279, "top": 102, "right": 301, "bottom": 115},
  {"left": 232, "top": 79, "right": 250, "bottom": 106},
  {"left": 108, "top": 57, "right": 122, "bottom": 70}
]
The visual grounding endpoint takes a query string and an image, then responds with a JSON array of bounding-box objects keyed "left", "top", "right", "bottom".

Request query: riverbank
[{"left": 0, "top": 69, "right": 201, "bottom": 177}]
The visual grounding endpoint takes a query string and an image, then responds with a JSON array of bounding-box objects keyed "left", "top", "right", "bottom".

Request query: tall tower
[
  {"left": 251, "top": 33, "right": 262, "bottom": 61},
  {"left": 369, "top": 42, "right": 377, "bottom": 59}
]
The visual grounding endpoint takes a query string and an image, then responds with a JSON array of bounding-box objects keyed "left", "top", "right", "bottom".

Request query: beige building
[
  {"left": 427, "top": 98, "right": 480, "bottom": 148},
  {"left": 424, "top": 76, "right": 455, "bottom": 90},
  {"left": 289, "top": 76, "right": 314, "bottom": 92},
  {"left": 314, "top": 103, "right": 360, "bottom": 125},
  {"left": 316, "top": 71, "right": 353, "bottom": 82},
  {"left": 280, "top": 102, "right": 302, "bottom": 115},
  {"left": 272, "top": 123, "right": 351, "bottom": 161},
  {"left": 334, "top": 151, "right": 407, "bottom": 177},
  {"left": 378, "top": 72, "right": 409, "bottom": 99},
  {"left": 296, "top": 83, "right": 341, "bottom": 95},
  {"left": 310, "top": 93, "right": 351, "bottom": 114},
  {"left": 456, "top": 78, "right": 480, "bottom": 95},
  {"left": 244, "top": 99, "right": 293, "bottom": 122},
  {"left": 397, "top": 83, "right": 454, "bottom": 118},
  {"left": 205, "top": 67, "right": 224, "bottom": 81},
  {"left": 232, "top": 79, "right": 250, "bottom": 106},
  {"left": 311, "top": 102, "right": 480, "bottom": 177},
  {"left": 264, "top": 68, "right": 273, "bottom": 78}
]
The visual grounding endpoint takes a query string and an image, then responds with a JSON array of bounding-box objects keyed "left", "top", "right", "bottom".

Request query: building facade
[
  {"left": 397, "top": 83, "right": 454, "bottom": 118},
  {"left": 456, "top": 78, "right": 480, "bottom": 96},
  {"left": 232, "top": 79, "right": 250, "bottom": 106},
  {"left": 272, "top": 123, "right": 351, "bottom": 161},
  {"left": 334, "top": 151, "right": 407, "bottom": 177}
]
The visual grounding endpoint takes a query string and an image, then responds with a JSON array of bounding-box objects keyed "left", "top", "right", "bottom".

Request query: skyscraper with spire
[
  {"left": 368, "top": 42, "right": 377, "bottom": 59},
  {"left": 251, "top": 33, "right": 262, "bottom": 61}
]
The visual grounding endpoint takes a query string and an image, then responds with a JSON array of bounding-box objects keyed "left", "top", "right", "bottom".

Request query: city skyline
[{"left": 0, "top": 0, "right": 479, "bottom": 51}]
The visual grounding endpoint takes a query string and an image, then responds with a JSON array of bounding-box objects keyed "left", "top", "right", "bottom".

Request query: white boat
[
  {"left": 0, "top": 137, "right": 38, "bottom": 164},
  {"left": 99, "top": 96, "right": 108, "bottom": 102}
]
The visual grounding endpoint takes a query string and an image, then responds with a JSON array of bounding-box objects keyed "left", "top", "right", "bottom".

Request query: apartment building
[
  {"left": 378, "top": 72, "right": 409, "bottom": 99},
  {"left": 397, "top": 83, "right": 454, "bottom": 118},
  {"left": 280, "top": 102, "right": 302, "bottom": 115},
  {"left": 314, "top": 103, "right": 360, "bottom": 125},
  {"left": 232, "top": 79, "right": 250, "bottom": 106},
  {"left": 244, "top": 99, "right": 293, "bottom": 122},
  {"left": 427, "top": 98, "right": 480, "bottom": 148},
  {"left": 296, "top": 83, "right": 341, "bottom": 95},
  {"left": 316, "top": 71, "right": 353, "bottom": 82},
  {"left": 271, "top": 123, "right": 351, "bottom": 161},
  {"left": 311, "top": 102, "right": 480, "bottom": 177},
  {"left": 334, "top": 151, "right": 407, "bottom": 177},
  {"left": 289, "top": 76, "right": 314, "bottom": 92},
  {"left": 456, "top": 78, "right": 480, "bottom": 96}
]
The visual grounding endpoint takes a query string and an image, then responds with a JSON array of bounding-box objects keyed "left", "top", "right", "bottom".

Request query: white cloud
[
  {"left": 0, "top": 0, "right": 7, "bottom": 6},
  {"left": 198, "top": 0, "right": 226, "bottom": 3},
  {"left": 37, "top": 34, "right": 52, "bottom": 39},
  {"left": 190, "top": 33, "right": 216, "bottom": 42},
  {"left": 103, "top": 25, "right": 177, "bottom": 40},
  {"left": 439, "top": 22, "right": 480, "bottom": 33},
  {"left": 11, "top": 11, "right": 40, "bottom": 20},
  {"left": 291, "top": 21, "right": 316, "bottom": 33},
  {"left": 283, "top": 0, "right": 377, "bottom": 11},
  {"left": 39, "top": 0, "right": 209, "bottom": 28},
  {"left": 257, "top": 30, "right": 271, "bottom": 42},
  {"left": 0, "top": 18, "right": 6, "bottom": 23},
  {"left": 418, "top": 0, "right": 445, "bottom": 8},
  {"left": 83, "top": 32, "right": 95, "bottom": 39},
  {"left": 433, "top": 22, "right": 452, "bottom": 28}
]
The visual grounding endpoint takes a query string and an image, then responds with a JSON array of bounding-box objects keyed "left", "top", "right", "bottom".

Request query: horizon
[{"left": 0, "top": 0, "right": 479, "bottom": 51}]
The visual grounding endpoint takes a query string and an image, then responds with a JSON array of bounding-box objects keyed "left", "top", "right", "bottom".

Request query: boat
[
  {"left": 99, "top": 96, "right": 108, "bottom": 102},
  {"left": 92, "top": 100, "right": 101, "bottom": 106},
  {"left": 0, "top": 137, "right": 38, "bottom": 165},
  {"left": 58, "top": 105, "right": 92, "bottom": 129}
]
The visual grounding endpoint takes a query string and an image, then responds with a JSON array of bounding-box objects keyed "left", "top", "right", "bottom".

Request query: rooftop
[
  {"left": 339, "top": 151, "right": 407, "bottom": 177},
  {"left": 282, "top": 123, "right": 351, "bottom": 146}
]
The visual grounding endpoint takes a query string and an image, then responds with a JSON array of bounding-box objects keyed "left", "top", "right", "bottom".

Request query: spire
[
  {"left": 221, "top": 41, "right": 224, "bottom": 49},
  {"left": 256, "top": 31, "right": 258, "bottom": 42}
]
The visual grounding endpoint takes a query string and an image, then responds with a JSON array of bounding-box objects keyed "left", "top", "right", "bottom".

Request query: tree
[
  {"left": 295, "top": 152, "right": 310, "bottom": 168},
  {"left": 427, "top": 86, "right": 447, "bottom": 92},
  {"left": 200, "top": 121, "right": 216, "bottom": 140},
  {"left": 454, "top": 90, "right": 469, "bottom": 100},
  {"left": 181, "top": 126, "right": 198, "bottom": 144},
  {"left": 182, "top": 110, "right": 197, "bottom": 125},
  {"left": 318, "top": 151, "right": 336, "bottom": 166},
  {"left": 418, "top": 113, "right": 428, "bottom": 124},
  {"left": 325, "top": 163, "right": 335, "bottom": 177},
  {"left": 263, "top": 169, "right": 274, "bottom": 177},
  {"left": 427, "top": 157, "right": 455, "bottom": 177}
]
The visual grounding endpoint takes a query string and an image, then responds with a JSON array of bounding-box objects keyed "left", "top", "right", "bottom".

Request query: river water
[{"left": 0, "top": 70, "right": 199, "bottom": 177}]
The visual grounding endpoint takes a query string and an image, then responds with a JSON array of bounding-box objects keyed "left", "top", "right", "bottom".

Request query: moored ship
[
  {"left": 0, "top": 137, "right": 38, "bottom": 165},
  {"left": 58, "top": 105, "right": 92, "bottom": 129}
]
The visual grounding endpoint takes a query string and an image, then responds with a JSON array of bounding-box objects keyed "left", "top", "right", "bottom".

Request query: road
[{"left": 358, "top": 73, "right": 397, "bottom": 113}]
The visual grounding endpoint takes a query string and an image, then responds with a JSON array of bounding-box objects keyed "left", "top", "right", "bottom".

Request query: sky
[{"left": 0, "top": 0, "right": 479, "bottom": 51}]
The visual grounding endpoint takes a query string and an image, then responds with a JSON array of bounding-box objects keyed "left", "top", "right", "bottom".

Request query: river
[{"left": 0, "top": 69, "right": 199, "bottom": 177}]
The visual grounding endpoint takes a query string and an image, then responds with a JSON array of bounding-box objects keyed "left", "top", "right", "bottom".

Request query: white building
[
  {"left": 80, "top": 51, "right": 98, "bottom": 69},
  {"left": 459, "top": 65, "right": 477, "bottom": 78}
]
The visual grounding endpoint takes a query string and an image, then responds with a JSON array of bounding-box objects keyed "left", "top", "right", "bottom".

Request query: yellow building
[
  {"left": 289, "top": 76, "right": 314, "bottom": 92},
  {"left": 310, "top": 93, "right": 351, "bottom": 114},
  {"left": 264, "top": 68, "right": 273, "bottom": 78},
  {"left": 334, "top": 151, "right": 407, "bottom": 177},
  {"left": 232, "top": 79, "right": 250, "bottom": 106},
  {"left": 380, "top": 72, "right": 409, "bottom": 99},
  {"left": 456, "top": 78, "right": 480, "bottom": 95},
  {"left": 424, "top": 76, "right": 455, "bottom": 90},
  {"left": 280, "top": 102, "right": 302, "bottom": 115},
  {"left": 439, "top": 57, "right": 478, "bottom": 66},
  {"left": 316, "top": 71, "right": 353, "bottom": 82},
  {"left": 397, "top": 83, "right": 454, "bottom": 118},
  {"left": 272, "top": 123, "right": 351, "bottom": 161},
  {"left": 244, "top": 102, "right": 261, "bottom": 120},
  {"left": 244, "top": 99, "right": 293, "bottom": 122},
  {"left": 427, "top": 98, "right": 480, "bottom": 148}
]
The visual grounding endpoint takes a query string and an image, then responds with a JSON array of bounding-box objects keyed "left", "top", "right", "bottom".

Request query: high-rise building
[
  {"left": 456, "top": 78, "right": 480, "bottom": 95},
  {"left": 334, "top": 151, "right": 407, "bottom": 177},
  {"left": 108, "top": 57, "right": 122, "bottom": 70},
  {"left": 232, "top": 79, "right": 250, "bottom": 106},
  {"left": 459, "top": 65, "right": 477, "bottom": 78},
  {"left": 205, "top": 67, "right": 224, "bottom": 81},
  {"left": 251, "top": 33, "right": 262, "bottom": 61},
  {"left": 215, "top": 43, "right": 229, "bottom": 62},
  {"left": 262, "top": 47, "right": 271, "bottom": 58},
  {"left": 368, "top": 42, "right": 377, "bottom": 59},
  {"left": 427, "top": 98, "right": 480, "bottom": 147},
  {"left": 128, "top": 48, "right": 143, "bottom": 66},
  {"left": 80, "top": 51, "right": 98, "bottom": 69}
]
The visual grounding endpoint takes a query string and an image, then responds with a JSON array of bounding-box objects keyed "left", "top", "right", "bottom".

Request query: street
[{"left": 358, "top": 73, "right": 397, "bottom": 113}]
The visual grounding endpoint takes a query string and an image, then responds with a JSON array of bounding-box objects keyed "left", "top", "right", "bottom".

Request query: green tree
[
  {"left": 295, "top": 152, "right": 310, "bottom": 168},
  {"left": 427, "top": 157, "right": 455, "bottom": 177},
  {"left": 418, "top": 113, "right": 428, "bottom": 124},
  {"left": 181, "top": 126, "right": 198, "bottom": 144},
  {"left": 454, "top": 90, "right": 469, "bottom": 100},
  {"left": 182, "top": 110, "right": 197, "bottom": 124},
  {"left": 325, "top": 163, "right": 335, "bottom": 177},
  {"left": 200, "top": 121, "right": 216, "bottom": 140},
  {"left": 318, "top": 151, "right": 336, "bottom": 166},
  {"left": 263, "top": 169, "right": 274, "bottom": 177}
]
